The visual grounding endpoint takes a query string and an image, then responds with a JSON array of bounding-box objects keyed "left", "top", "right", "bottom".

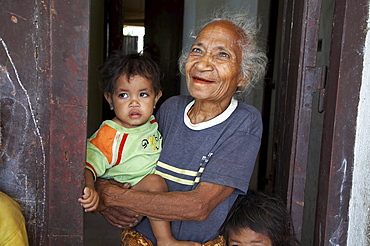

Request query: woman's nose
[{"left": 196, "top": 54, "right": 213, "bottom": 71}]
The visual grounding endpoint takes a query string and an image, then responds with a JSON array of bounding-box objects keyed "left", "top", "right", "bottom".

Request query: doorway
[
  {"left": 85, "top": 0, "right": 367, "bottom": 244},
  {"left": 86, "top": 0, "right": 322, "bottom": 245},
  {"left": 0, "top": 0, "right": 364, "bottom": 244}
]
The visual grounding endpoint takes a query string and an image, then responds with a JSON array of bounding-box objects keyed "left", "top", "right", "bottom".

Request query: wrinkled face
[
  {"left": 105, "top": 75, "right": 161, "bottom": 128},
  {"left": 185, "top": 20, "right": 245, "bottom": 103},
  {"left": 228, "top": 227, "right": 272, "bottom": 246}
]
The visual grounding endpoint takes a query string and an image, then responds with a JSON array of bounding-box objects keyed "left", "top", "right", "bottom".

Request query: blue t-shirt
[{"left": 135, "top": 95, "right": 262, "bottom": 244}]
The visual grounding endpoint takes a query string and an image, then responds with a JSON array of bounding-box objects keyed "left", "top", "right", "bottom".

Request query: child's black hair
[
  {"left": 99, "top": 51, "right": 162, "bottom": 95},
  {"left": 219, "top": 190, "right": 299, "bottom": 246}
]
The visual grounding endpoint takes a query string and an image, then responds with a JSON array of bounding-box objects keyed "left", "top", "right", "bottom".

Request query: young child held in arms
[
  {"left": 219, "top": 190, "right": 299, "bottom": 246},
  {"left": 78, "top": 52, "right": 200, "bottom": 246}
]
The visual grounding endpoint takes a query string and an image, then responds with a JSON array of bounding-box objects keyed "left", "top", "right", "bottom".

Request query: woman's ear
[
  {"left": 237, "top": 73, "right": 248, "bottom": 87},
  {"left": 104, "top": 92, "right": 113, "bottom": 110}
]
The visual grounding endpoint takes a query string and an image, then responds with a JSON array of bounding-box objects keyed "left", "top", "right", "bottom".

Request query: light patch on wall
[{"left": 123, "top": 26, "right": 145, "bottom": 53}]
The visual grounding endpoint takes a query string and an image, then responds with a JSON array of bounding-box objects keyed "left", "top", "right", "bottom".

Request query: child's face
[
  {"left": 105, "top": 74, "right": 162, "bottom": 128},
  {"left": 228, "top": 227, "right": 272, "bottom": 246}
]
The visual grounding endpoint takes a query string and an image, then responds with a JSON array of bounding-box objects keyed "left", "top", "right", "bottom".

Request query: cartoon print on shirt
[{"left": 142, "top": 134, "right": 161, "bottom": 151}]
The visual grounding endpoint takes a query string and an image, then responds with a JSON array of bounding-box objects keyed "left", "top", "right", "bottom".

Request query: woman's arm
[{"left": 98, "top": 180, "right": 234, "bottom": 222}]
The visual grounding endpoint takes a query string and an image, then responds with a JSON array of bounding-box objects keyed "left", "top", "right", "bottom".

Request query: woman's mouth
[{"left": 192, "top": 76, "right": 215, "bottom": 83}]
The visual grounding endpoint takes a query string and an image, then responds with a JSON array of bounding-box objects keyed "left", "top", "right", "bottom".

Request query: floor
[{"left": 84, "top": 212, "right": 122, "bottom": 246}]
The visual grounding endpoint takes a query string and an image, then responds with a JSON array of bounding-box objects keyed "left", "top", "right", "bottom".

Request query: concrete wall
[{"left": 347, "top": 3, "right": 370, "bottom": 245}]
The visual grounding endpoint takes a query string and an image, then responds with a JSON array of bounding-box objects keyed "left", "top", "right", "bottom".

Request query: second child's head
[
  {"left": 219, "top": 190, "right": 299, "bottom": 246},
  {"left": 100, "top": 52, "right": 162, "bottom": 128}
]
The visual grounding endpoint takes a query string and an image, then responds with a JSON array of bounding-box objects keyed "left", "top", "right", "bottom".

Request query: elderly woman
[{"left": 96, "top": 10, "right": 267, "bottom": 245}]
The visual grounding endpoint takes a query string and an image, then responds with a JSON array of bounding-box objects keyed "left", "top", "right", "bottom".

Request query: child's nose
[{"left": 129, "top": 98, "right": 140, "bottom": 108}]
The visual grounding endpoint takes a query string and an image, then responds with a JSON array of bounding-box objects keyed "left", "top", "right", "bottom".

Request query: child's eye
[
  {"left": 140, "top": 92, "right": 149, "bottom": 97},
  {"left": 118, "top": 93, "right": 128, "bottom": 98}
]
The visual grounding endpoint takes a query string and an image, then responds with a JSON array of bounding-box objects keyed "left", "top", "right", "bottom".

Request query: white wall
[{"left": 347, "top": 3, "right": 370, "bottom": 245}]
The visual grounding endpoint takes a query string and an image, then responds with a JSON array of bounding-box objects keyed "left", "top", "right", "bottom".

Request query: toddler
[{"left": 78, "top": 52, "right": 199, "bottom": 246}]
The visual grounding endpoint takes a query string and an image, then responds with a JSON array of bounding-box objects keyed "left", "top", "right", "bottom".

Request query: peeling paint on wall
[
  {"left": 0, "top": 37, "right": 46, "bottom": 242},
  {"left": 1, "top": 1, "right": 89, "bottom": 243},
  {"left": 0, "top": 37, "right": 46, "bottom": 162},
  {"left": 329, "top": 159, "right": 348, "bottom": 246}
]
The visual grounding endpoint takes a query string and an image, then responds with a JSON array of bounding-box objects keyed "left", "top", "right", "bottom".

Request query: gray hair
[{"left": 178, "top": 8, "right": 268, "bottom": 94}]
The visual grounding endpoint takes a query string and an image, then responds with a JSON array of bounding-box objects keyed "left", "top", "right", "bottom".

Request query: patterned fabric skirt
[{"left": 120, "top": 228, "right": 226, "bottom": 246}]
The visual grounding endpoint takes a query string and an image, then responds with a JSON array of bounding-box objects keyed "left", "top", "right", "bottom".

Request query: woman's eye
[
  {"left": 140, "top": 92, "right": 149, "bottom": 97},
  {"left": 219, "top": 52, "right": 230, "bottom": 58},
  {"left": 118, "top": 93, "right": 128, "bottom": 98},
  {"left": 191, "top": 48, "right": 202, "bottom": 53}
]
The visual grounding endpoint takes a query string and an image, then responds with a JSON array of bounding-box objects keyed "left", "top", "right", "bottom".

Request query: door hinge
[
  {"left": 317, "top": 65, "right": 327, "bottom": 113},
  {"left": 304, "top": 65, "right": 327, "bottom": 113}
]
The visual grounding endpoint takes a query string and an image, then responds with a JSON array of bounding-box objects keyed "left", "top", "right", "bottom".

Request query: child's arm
[{"left": 78, "top": 169, "right": 100, "bottom": 212}]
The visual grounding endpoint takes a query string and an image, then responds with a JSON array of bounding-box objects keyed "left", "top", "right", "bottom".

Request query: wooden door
[
  {"left": 273, "top": 0, "right": 367, "bottom": 244},
  {"left": 314, "top": 0, "right": 367, "bottom": 244},
  {"left": 273, "top": 0, "right": 325, "bottom": 241},
  {"left": 0, "top": 1, "right": 88, "bottom": 245}
]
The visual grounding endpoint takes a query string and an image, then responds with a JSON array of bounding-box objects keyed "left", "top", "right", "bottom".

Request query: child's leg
[{"left": 133, "top": 174, "right": 201, "bottom": 246}]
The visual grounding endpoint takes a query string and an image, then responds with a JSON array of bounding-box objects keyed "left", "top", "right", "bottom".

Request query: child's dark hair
[
  {"left": 99, "top": 51, "right": 162, "bottom": 95},
  {"left": 219, "top": 190, "right": 299, "bottom": 246}
]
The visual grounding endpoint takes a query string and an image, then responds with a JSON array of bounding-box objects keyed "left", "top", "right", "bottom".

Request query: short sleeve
[{"left": 200, "top": 107, "right": 262, "bottom": 193}]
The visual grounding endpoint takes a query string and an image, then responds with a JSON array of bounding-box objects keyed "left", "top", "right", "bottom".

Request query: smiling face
[
  {"left": 185, "top": 20, "right": 245, "bottom": 104},
  {"left": 228, "top": 227, "right": 272, "bottom": 246},
  {"left": 105, "top": 74, "right": 162, "bottom": 128}
]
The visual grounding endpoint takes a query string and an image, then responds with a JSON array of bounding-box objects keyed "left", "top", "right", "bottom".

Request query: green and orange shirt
[{"left": 86, "top": 116, "right": 162, "bottom": 185}]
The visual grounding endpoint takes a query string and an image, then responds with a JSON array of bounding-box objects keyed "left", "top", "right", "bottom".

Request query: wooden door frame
[
  {"left": 0, "top": 1, "right": 88, "bottom": 244},
  {"left": 273, "top": 0, "right": 324, "bottom": 240},
  {"left": 273, "top": 0, "right": 367, "bottom": 244},
  {"left": 314, "top": 0, "right": 367, "bottom": 244}
]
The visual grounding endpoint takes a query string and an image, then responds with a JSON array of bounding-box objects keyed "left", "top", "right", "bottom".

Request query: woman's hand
[
  {"left": 94, "top": 178, "right": 142, "bottom": 228},
  {"left": 99, "top": 206, "right": 142, "bottom": 228}
]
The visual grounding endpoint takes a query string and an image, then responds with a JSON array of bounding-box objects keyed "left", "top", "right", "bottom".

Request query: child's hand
[{"left": 78, "top": 186, "right": 99, "bottom": 212}]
